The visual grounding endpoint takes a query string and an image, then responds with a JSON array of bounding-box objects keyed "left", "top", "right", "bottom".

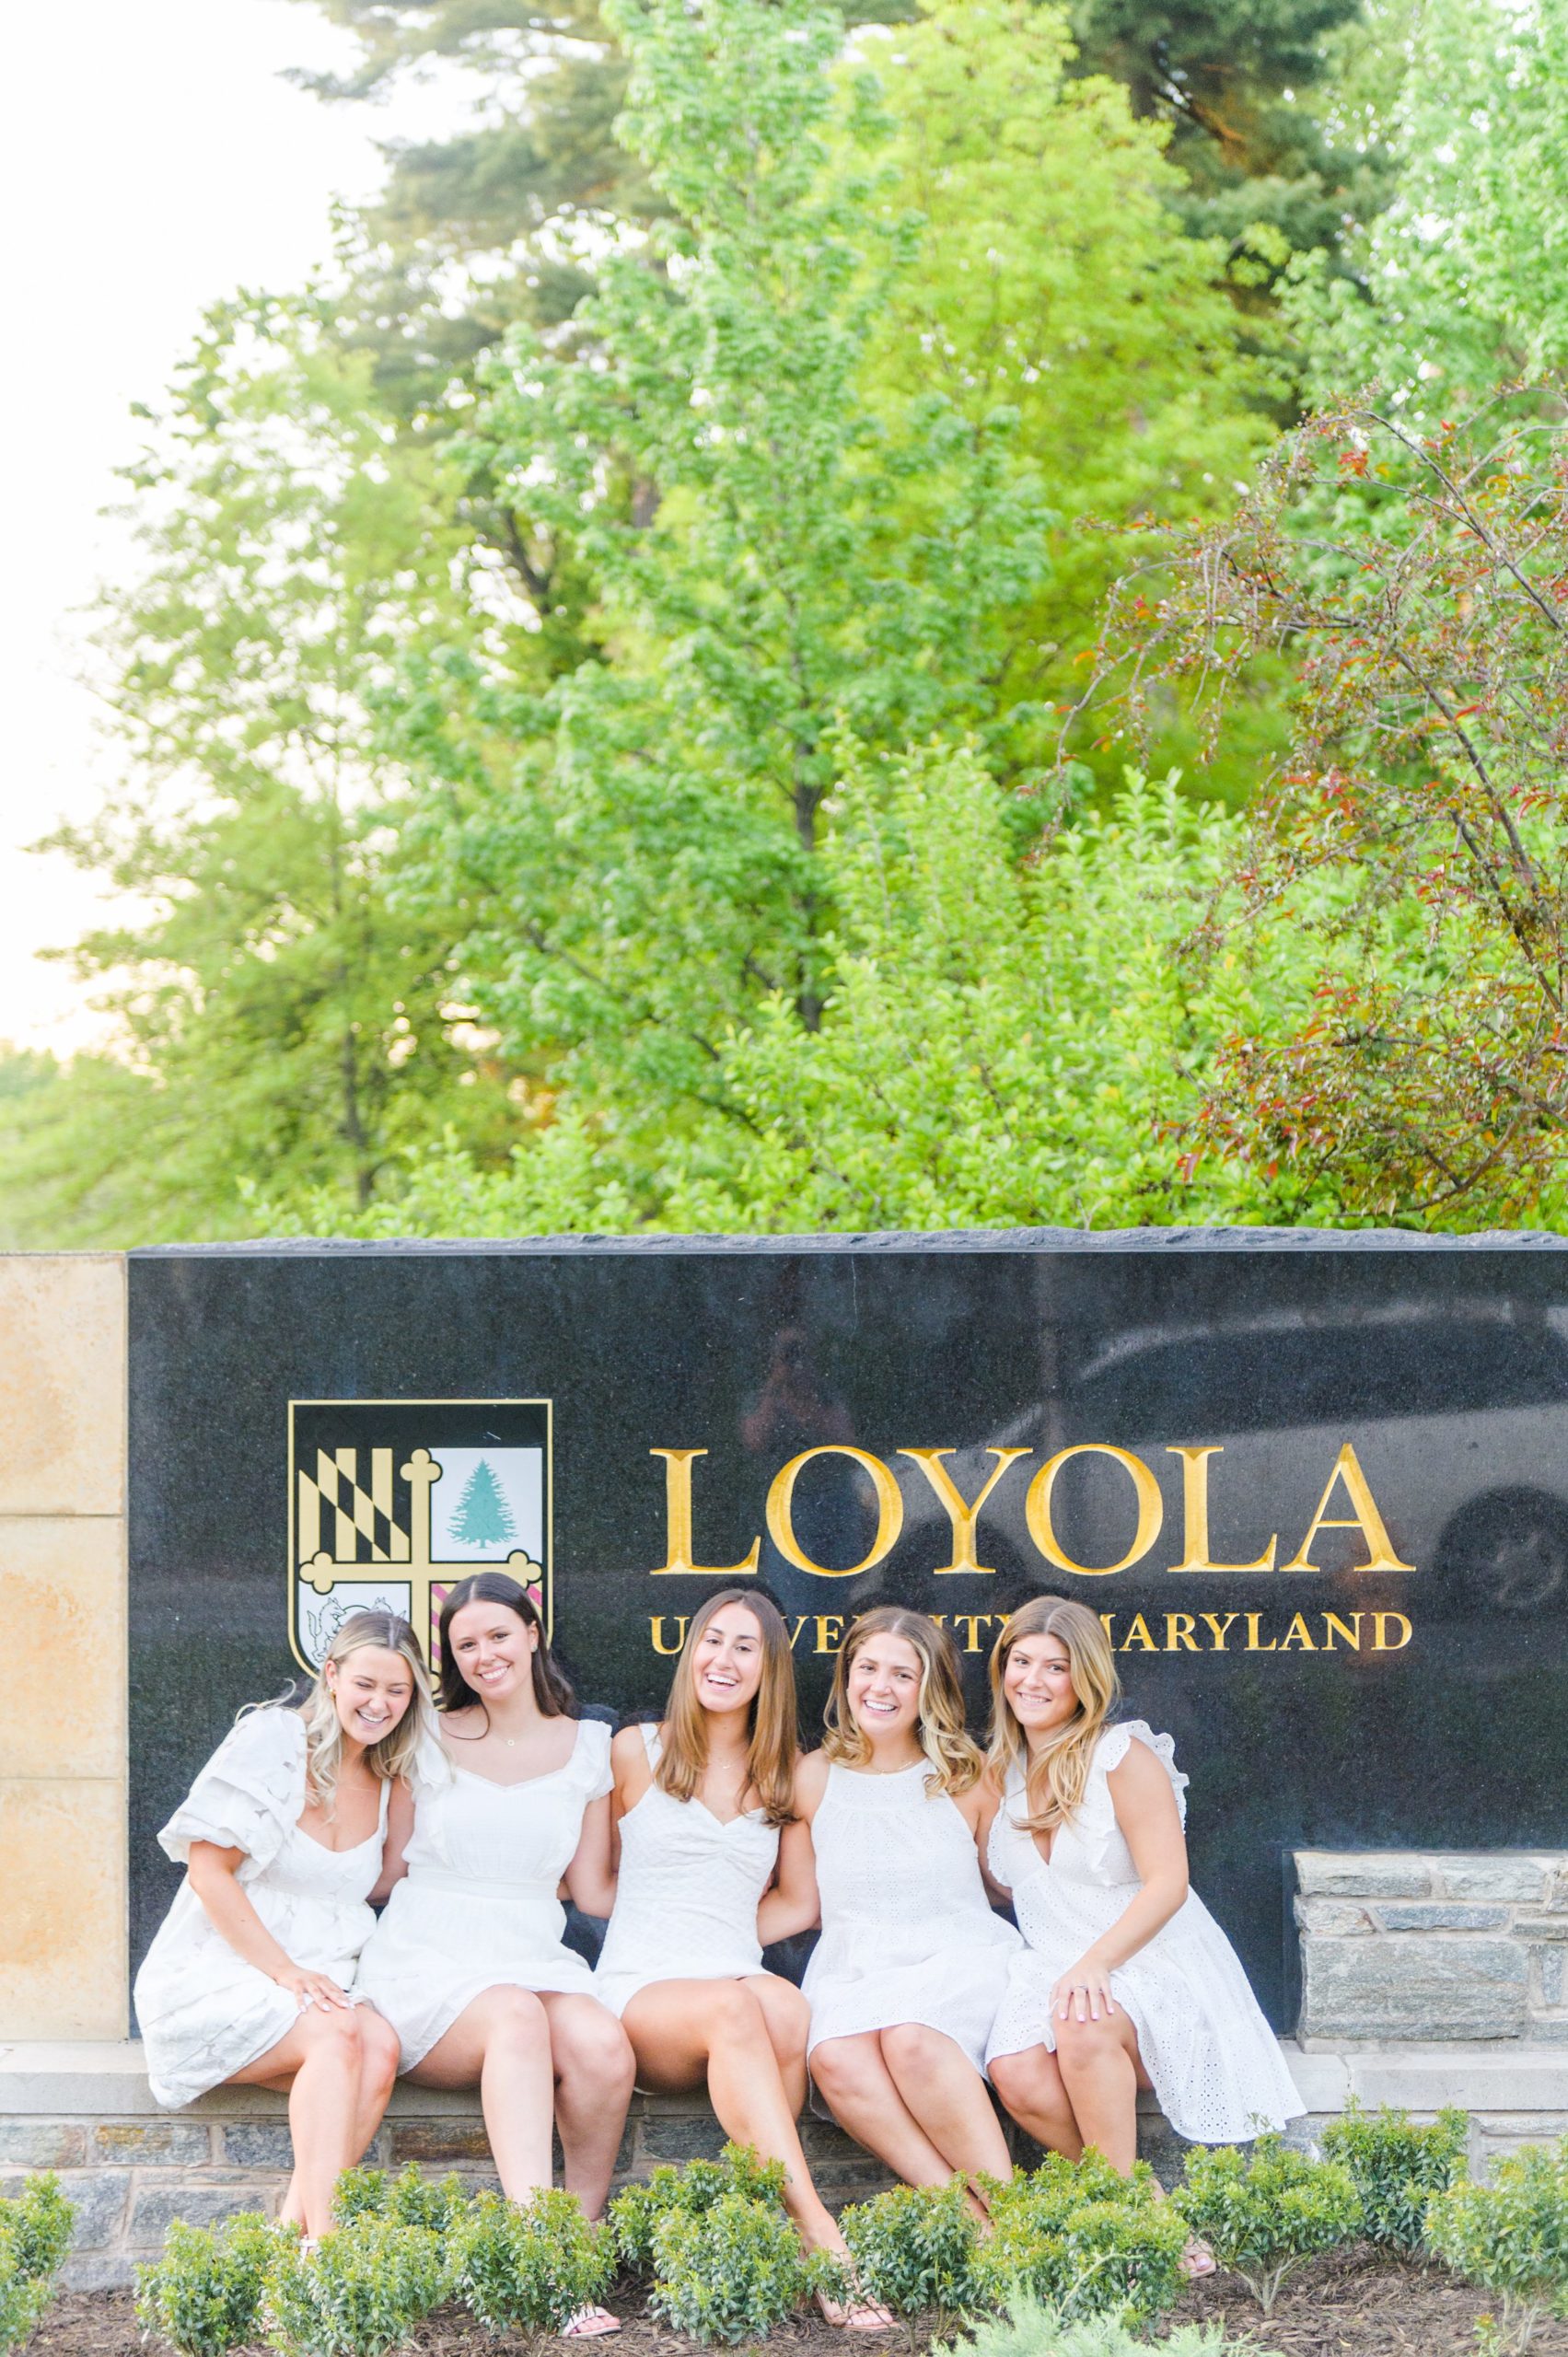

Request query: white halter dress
[
  {"left": 594, "top": 1724, "right": 780, "bottom": 2016},
  {"left": 135, "top": 1708, "right": 390, "bottom": 2109},
  {"left": 986, "top": 1722, "right": 1305, "bottom": 2142},
  {"left": 803, "top": 1759, "right": 1019, "bottom": 2073},
  {"left": 354, "top": 1717, "right": 613, "bottom": 2069}
]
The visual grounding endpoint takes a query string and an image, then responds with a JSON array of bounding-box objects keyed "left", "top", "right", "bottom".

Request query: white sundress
[
  {"left": 594, "top": 1724, "right": 780, "bottom": 2017},
  {"left": 354, "top": 1717, "right": 613, "bottom": 2069},
  {"left": 135, "top": 1707, "right": 390, "bottom": 2109},
  {"left": 803, "top": 1759, "right": 1020, "bottom": 2074},
  {"left": 985, "top": 1721, "right": 1305, "bottom": 2143}
]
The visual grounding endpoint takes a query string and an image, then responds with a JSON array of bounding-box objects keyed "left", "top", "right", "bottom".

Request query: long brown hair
[
  {"left": 986, "top": 1595, "right": 1119, "bottom": 1834},
  {"left": 822, "top": 1607, "right": 982, "bottom": 1795},
  {"left": 656, "top": 1588, "right": 799, "bottom": 1827},
  {"left": 436, "top": 1572, "right": 575, "bottom": 1720}
]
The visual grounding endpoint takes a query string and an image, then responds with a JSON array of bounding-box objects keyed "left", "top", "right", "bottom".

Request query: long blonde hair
[
  {"left": 986, "top": 1595, "right": 1119, "bottom": 1834},
  {"left": 291, "top": 1611, "right": 436, "bottom": 1813},
  {"left": 823, "top": 1607, "right": 982, "bottom": 1795},
  {"left": 656, "top": 1588, "right": 799, "bottom": 1827}
]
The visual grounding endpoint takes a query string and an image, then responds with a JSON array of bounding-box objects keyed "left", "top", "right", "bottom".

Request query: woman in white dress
[
  {"left": 134, "top": 1610, "right": 432, "bottom": 2241},
  {"left": 799, "top": 1608, "right": 1020, "bottom": 2205},
  {"left": 596, "top": 1589, "right": 889, "bottom": 2331},
  {"left": 983, "top": 1596, "right": 1304, "bottom": 2209},
  {"left": 354, "top": 1570, "right": 633, "bottom": 2325}
]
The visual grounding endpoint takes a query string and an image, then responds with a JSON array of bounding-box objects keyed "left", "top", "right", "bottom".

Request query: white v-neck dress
[
  {"left": 354, "top": 1717, "right": 613, "bottom": 2069},
  {"left": 803, "top": 1759, "right": 1019, "bottom": 2073},
  {"left": 135, "top": 1707, "right": 390, "bottom": 2108},
  {"left": 985, "top": 1722, "right": 1304, "bottom": 2142},
  {"left": 593, "top": 1724, "right": 780, "bottom": 2016}
]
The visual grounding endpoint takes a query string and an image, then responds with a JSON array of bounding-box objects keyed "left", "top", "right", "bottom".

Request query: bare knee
[
  {"left": 992, "top": 2045, "right": 1071, "bottom": 2119},
  {"left": 488, "top": 1987, "right": 550, "bottom": 2057},
  {"left": 755, "top": 1981, "right": 809, "bottom": 2065},
  {"left": 361, "top": 2010, "right": 401, "bottom": 2092},
  {"left": 554, "top": 2003, "right": 634, "bottom": 2096},
  {"left": 706, "top": 1981, "right": 768, "bottom": 2049},
  {"left": 810, "top": 2038, "right": 873, "bottom": 2107},
  {"left": 1053, "top": 2011, "right": 1121, "bottom": 2068},
  {"left": 302, "top": 2003, "right": 366, "bottom": 2064},
  {"left": 880, "top": 2022, "right": 947, "bottom": 2074}
]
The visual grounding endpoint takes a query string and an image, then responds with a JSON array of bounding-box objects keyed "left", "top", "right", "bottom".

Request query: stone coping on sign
[
  {"left": 131, "top": 1228, "right": 1568, "bottom": 1254},
  {"left": 9, "top": 2040, "right": 1568, "bottom": 2288}
]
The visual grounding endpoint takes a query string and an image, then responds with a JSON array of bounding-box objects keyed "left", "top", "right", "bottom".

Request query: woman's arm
[
  {"left": 756, "top": 1816, "right": 820, "bottom": 1945},
  {"left": 1051, "top": 1742, "right": 1189, "bottom": 2023},
  {"left": 563, "top": 1792, "right": 619, "bottom": 1918},
  {"left": 185, "top": 1841, "right": 352, "bottom": 2007},
  {"left": 368, "top": 1779, "right": 414, "bottom": 1905},
  {"left": 965, "top": 1773, "right": 1014, "bottom": 1906}
]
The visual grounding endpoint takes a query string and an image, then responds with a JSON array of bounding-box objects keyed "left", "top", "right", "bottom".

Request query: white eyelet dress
[
  {"left": 593, "top": 1725, "right": 780, "bottom": 2016},
  {"left": 134, "top": 1708, "right": 390, "bottom": 2109},
  {"left": 985, "top": 1722, "right": 1305, "bottom": 2142},
  {"left": 803, "top": 1760, "right": 1020, "bottom": 2073},
  {"left": 354, "top": 1718, "right": 613, "bottom": 2069}
]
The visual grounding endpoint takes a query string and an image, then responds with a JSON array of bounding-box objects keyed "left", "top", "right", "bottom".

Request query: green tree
[{"left": 452, "top": 1459, "right": 517, "bottom": 1548}]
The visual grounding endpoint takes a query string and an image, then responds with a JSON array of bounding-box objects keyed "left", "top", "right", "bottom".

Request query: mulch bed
[{"left": 28, "top": 2251, "right": 1568, "bottom": 2357}]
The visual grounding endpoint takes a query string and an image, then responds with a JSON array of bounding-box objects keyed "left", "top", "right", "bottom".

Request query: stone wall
[
  {"left": 1297, "top": 1852, "right": 1568, "bottom": 2044},
  {"left": 0, "top": 1257, "right": 128, "bottom": 2038}
]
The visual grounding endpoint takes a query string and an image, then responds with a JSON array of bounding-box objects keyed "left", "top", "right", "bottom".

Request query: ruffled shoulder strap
[
  {"left": 575, "top": 1716, "right": 614, "bottom": 1804},
  {"left": 157, "top": 1705, "right": 306, "bottom": 1873},
  {"left": 1095, "top": 1720, "right": 1189, "bottom": 1827},
  {"left": 410, "top": 1724, "right": 455, "bottom": 1798}
]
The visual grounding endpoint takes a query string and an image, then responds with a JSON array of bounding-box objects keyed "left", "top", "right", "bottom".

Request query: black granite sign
[{"left": 127, "top": 1233, "right": 1568, "bottom": 2026}]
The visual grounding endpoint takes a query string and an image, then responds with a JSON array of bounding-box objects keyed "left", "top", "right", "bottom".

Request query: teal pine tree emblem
[{"left": 452, "top": 1457, "right": 517, "bottom": 1550}]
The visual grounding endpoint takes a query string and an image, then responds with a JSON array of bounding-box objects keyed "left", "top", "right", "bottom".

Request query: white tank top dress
[
  {"left": 593, "top": 1724, "right": 781, "bottom": 2017},
  {"left": 135, "top": 1708, "right": 390, "bottom": 2109},
  {"left": 353, "top": 1717, "right": 613, "bottom": 2070},
  {"left": 986, "top": 1722, "right": 1305, "bottom": 2142},
  {"left": 802, "top": 1759, "right": 1019, "bottom": 2073}
]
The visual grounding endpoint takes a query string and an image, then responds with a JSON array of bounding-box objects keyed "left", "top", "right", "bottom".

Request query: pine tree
[{"left": 453, "top": 1459, "right": 517, "bottom": 1549}]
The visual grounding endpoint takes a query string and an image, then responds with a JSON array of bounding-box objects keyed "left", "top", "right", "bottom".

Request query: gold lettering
[
  {"left": 898, "top": 1448, "right": 1031, "bottom": 1574},
  {"left": 1099, "top": 1614, "right": 1116, "bottom": 1645},
  {"left": 1283, "top": 1444, "right": 1415, "bottom": 1573},
  {"left": 1165, "top": 1612, "right": 1200, "bottom": 1652},
  {"left": 814, "top": 1613, "right": 845, "bottom": 1655},
  {"left": 1025, "top": 1446, "right": 1164, "bottom": 1576},
  {"left": 649, "top": 1449, "right": 761, "bottom": 1577},
  {"left": 1373, "top": 1611, "right": 1412, "bottom": 1652},
  {"left": 1121, "top": 1613, "right": 1157, "bottom": 1651},
  {"left": 952, "top": 1613, "right": 994, "bottom": 1653},
  {"left": 786, "top": 1615, "right": 811, "bottom": 1652},
  {"left": 767, "top": 1447, "right": 904, "bottom": 1578},
  {"left": 650, "top": 1614, "right": 689, "bottom": 1655},
  {"left": 1166, "top": 1446, "right": 1278, "bottom": 1573},
  {"left": 1322, "top": 1612, "right": 1363, "bottom": 1651},
  {"left": 1245, "top": 1612, "right": 1276, "bottom": 1652},
  {"left": 1280, "top": 1612, "right": 1317, "bottom": 1651},
  {"left": 1201, "top": 1611, "right": 1239, "bottom": 1650}
]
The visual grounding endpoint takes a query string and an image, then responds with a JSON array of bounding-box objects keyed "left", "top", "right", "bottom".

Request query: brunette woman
[
  {"left": 134, "top": 1611, "right": 432, "bottom": 2241},
  {"left": 983, "top": 1596, "right": 1303, "bottom": 2215},
  {"left": 594, "top": 1589, "right": 889, "bottom": 2330},
  {"left": 354, "top": 1573, "right": 633, "bottom": 2329},
  {"left": 798, "top": 1608, "right": 1019, "bottom": 2203}
]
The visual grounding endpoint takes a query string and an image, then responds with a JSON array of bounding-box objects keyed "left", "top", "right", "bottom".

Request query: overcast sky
[{"left": 0, "top": 0, "right": 454, "bottom": 1051}]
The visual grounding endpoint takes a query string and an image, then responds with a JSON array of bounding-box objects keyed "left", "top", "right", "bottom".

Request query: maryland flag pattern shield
[{"left": 287, "top": 1399, "right": 552, "bottom": 1669}]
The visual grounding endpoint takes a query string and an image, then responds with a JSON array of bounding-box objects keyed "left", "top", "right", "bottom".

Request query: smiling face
[
  {"left": 325, "top": 1643, "right": 416, "bottom": 1749},
  {"left": 691, "top": 1601, "right": 765, "bottom": 1716},
  {"left": 846, "top": 1631, "right": 924, "bottom": 1745},
  {"left": 1003, "top": 1628, "right": 1079, "bottom": 1741},
  {"left": 446, "top": 1598, "right": 540, "bottom": 1705}
]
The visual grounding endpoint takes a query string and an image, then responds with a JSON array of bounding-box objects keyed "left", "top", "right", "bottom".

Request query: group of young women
[{"left": 134, "top": 1574, "right": 1303, "bottom": 2333}]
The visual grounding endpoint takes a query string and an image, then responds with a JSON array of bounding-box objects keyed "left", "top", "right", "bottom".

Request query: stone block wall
[{"left": 1296, "top": 1852, "right": 1568, "bottom": 2043}]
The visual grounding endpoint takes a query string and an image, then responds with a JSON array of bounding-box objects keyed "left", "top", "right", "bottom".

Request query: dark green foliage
[
  {"left": 1425, "top": 2136, "right": 1568, "bottom": 2354},
  {"left": 933, "top": 2292, "right": 1282, "bottom": 2357},
  {"left": 649, "top": 2192, "right": 820, "bottom": 2345},
  {"left": 1173, "top": 2138, "right": 1363, "bottom": 2314},
  {"left": 261, "top": 2218, "right": 447, "bottom": 2357},
  {"left": 977, "top": 2154, "right": 1188, "bottom": 2328},
  {"left": 0, "top": 2174, "right": 75, "bottom": 2355},
  {"left": 332, "top": 2165, "right": 472, "bottom": 2234},
  {"left": 840, "top": 2177, "right": 983, "bottom": 2337},
  {"left": 610, "top": 2143, "right": 789, "bottom": 2272},
  {"left": 1319, "top": 2103, "right": 1469, "bottom": 2252},
  {"left": 451, "top": 2188, "right": 613, "bottom": 2337},
  {"left": 134, "top": 2213, "right": 282, "bottom": 2357}
]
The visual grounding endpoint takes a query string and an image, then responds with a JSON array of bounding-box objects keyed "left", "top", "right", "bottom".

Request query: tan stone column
[{"left": 0, "top": 1255, "right": 128, "bottom": 2038}]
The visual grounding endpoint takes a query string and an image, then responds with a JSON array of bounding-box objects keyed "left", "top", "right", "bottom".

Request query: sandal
[
  {"left": 1180, "top": 2236, "right": 1216, "bottom": 2281},
  {"left": 814, "top": 2289, "right": 896, "bottom": 2333},
  {"left": 562, "top": 2306, "right": 621, "bottom": 2337}
]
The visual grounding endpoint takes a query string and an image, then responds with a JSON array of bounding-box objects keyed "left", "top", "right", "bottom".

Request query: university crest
[{"left": 287, "top": 1399, "right": 552, "bottom": 1669}]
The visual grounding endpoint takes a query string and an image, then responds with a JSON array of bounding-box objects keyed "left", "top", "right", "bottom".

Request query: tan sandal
[{"left": 562, "top": 2305, "right": 621, "bottom": 2336}]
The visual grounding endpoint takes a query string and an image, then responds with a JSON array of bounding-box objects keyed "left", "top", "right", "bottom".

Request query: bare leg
[
  {"left": 810, "top": 2032, "right": 958, "bottom": 2190},
  {"left": 351, "top": 2011, "right": 402, "bottom": 2165},
  {"left": 540, "top": 1992, "right": 635, "bottom": 2220},
  {"left": 878, "top": 2025, "right": 1013, "bottom": 2188},
  {"left": 1051, "top": 2010, "right": 1148, "bottom": 2175},
  {"left": 749, "top": 1973, "right": 810, "bottom": 2120},
  {"left": 230, "top": 2006, "right": 369, "bottom": 2238},
  {"left": 409, "top": 1986, "right": 554, "bottom": 2202},
  {"left": 989, "top": 2046, "right": 1083, "bottom": 2163}
]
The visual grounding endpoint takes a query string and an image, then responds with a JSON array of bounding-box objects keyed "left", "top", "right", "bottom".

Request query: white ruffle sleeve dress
[
  {"left": 593, "top": 1724, "right": 780, "bottom": 2017},
  {"left": 354, "top": 1717, "right": 613, "bottom": 2069},
  {"left": 803, "top": 1759, "right": 1020, "bottom": 2074},
  {"left": 985, "top": 1721, "right": 1305, "bottom": 2142},
  {"left": 134, "top": 1707, "right": 390, "bottom": 2109}
]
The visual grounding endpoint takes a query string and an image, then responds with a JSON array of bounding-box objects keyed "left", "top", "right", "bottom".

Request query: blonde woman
[
  {"left": 134, "top": 1611, "right": 434, "bottom": 2241},
  {"left": 984, "top": 1596, "right": 1303, "bottom": 2208},
  {"left": 595, "top": 1589, "right": 888, "bottom": 2330},
  {"left": 798, "top": 1608, "right": 1020, "bottom": 2202}
]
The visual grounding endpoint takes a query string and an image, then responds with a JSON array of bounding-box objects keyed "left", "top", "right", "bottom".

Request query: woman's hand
[
  {"left": 1051, "top": 1948, "right": 1117, "bottom": 2024},
  {"left": 273, "top": 1964, "right": 353, "bottom": 2010}
]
